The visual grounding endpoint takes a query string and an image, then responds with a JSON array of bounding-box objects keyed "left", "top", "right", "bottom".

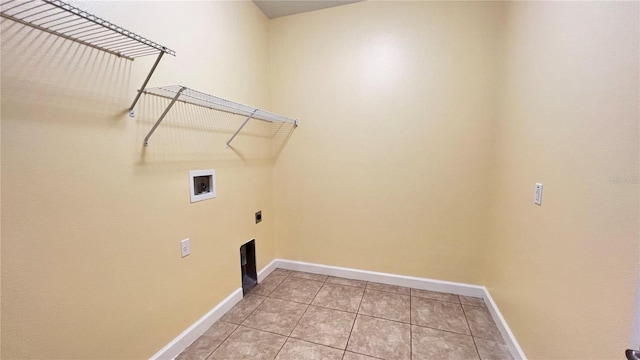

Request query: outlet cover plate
[
  {"left": 180, "top": 238, "right": 190, "bottom": 257},
  {"left": 534, "top": 183, "right": 543, "bottom": 205}
]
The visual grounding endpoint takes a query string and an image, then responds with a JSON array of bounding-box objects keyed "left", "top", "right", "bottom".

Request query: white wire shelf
[
  {"left": 0, "top": 0, "right": 175, "bottom": 110},
  {"left": 142, "top": 85, "right": 299, "bottom": 147}
]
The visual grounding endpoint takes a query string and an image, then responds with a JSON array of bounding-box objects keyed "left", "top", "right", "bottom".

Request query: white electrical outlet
[
  {"left": 180, "top": 238, "right": 191, "bottom": 257},
  {"left": 534, "top": 183, "right": 543, "bottom": 205}
]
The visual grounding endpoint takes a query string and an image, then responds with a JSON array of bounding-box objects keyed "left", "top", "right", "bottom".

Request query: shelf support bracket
[
  {"left": 129, "top": 51, "right": 165, "bottom": 112},
  {"left": 143, "top": 86, "right": 185, "bottom": 146},
  {"left": 226, "top": 110, "right": 258, "bottom": 148}
]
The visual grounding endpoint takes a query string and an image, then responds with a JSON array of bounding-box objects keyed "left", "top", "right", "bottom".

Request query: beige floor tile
[
  {"left": 290, "top": 305, "right": 356, "bottom": 349},
  {"left": 346, "top": 315, "right": 411, "bottom": 360},
  {"left": 463, "top": 305, "right": 503, "bottom": 341},
  {"left": 412, "top": 325, "right": 479, "bottom": 360},
  {"left": 208, "top": 326, "right": 286, "bottom": 360},
  {"left": 411, "top": 288, "right": 460, "bottom": 303},
  {"left": 288, "top": 270, "right": 328, "bottom": 282},
  {"left": 311, "top": 283, "right": 364, "bottom": 313},
  {"left": 242, "top": 297, "right": 308, "bottom": 336},
  {"left": 474, "top": 338, "right": 513, "bottom": 360},
  {"left": 176, "top": 321, "right": 237, "bottom": 360},
  {"left": 359, "top": 289, "right": 410, "bottom": 323},
  {"left": 326, "top": 276, "right": 367, "bottom": 288},
  {"left": 366, "top": 282, "right": 410, "bottom": 295},
  {"left": 460, "top": 295, "right": 486, "bottom": 307},
  {"left": 342, "top": 352, "right": 380, "bottom": 360},
  {"left": 221, "top": 294, "right": 266, "bottom": 324},
  {"left": 270, "top": 277, "right": 324, "bottom": 304},
  {"left": 275, "top": 338, "right": 344, "bottom": 360},
  {"left": 270, "top": 268, "right": 292, "bottom": 277},
  {"left": 411, "top": 297, "right": 470, "bottom": 335},
  {"left": 250, "top": 275, "right": 286, "bottom": 296}
]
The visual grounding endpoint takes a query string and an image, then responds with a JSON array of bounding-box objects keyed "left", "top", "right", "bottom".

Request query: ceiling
[{"left": 253, "top": 0, "right": 362, "bottom": 19}]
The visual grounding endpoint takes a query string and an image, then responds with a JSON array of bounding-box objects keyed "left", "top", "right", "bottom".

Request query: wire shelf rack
[
  {"left": 0, "top": 0, "right": 176, "bottom": 110},
  {"left": 0, "top": 0, "right": 175, "bottom": 59},
  {"left": 142, "top": 85, "right": 299, "bottom": 147}
]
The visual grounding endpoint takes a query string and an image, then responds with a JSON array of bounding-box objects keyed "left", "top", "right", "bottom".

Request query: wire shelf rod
[
  {"left": 47, "top": 17, "right": 87, "bottom": 31},
  {"left": 26, "top": 9, "right": 67, "bottom": 23},
  {"left": 11, "top": 3, "right": 48, "bottom": 17},
  {"left": 125, "top": 49, "right": 160, "bottom": 57},
  {"left": 109, "top": 42, "right": 150, "bottom": 51},
  {"left": 2, "top": 0, "right": 36, "bottom": 13},
  {"left": 91, "top": 37, "right": 138, "bottom": 48},
  {"left": 63, "top": 23, "right": 103, "bottom": 36},
  {"left": 78, "top": 29, "right": 119, "bottom": 41},
  {"left": 32, "top": 13, "right": 76, "bottom": 28}
]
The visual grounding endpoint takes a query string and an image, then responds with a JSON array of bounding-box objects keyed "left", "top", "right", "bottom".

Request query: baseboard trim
[
  {"left": 482, "top": 289, "right": 527, "bottom": 360},
  {"left": 149, "top": 288, "right": 243, "bottom": 360},
  {"left": 257, "top": 258, "right": 279, "bottom": 282},
  {"left": 275, "top": 259, "right": 486, "bottom": 297},
  {"left": 149, "top": 259, "right": 280, "bottom": 360},
  {"left": 275, "top": 259, "right": 527, "bottom": 360}
]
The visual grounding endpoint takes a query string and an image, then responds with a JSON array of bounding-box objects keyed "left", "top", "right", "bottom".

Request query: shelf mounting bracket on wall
[
  {"left": 226, "top": 110, "right": 258, "bottom": 148},
  {"left": 141, "top": 85, "right": 299, "bottom": 148},
  {"left": 0, "top": 0, "right": 176, "bottom": 112},
  {"left": 143, "top": 86, "right": 186, "bottom": 146}
]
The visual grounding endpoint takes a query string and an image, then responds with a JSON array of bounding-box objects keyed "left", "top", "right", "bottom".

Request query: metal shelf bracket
[
  {"left": 226, "top": 110, "right": 258, "bottom": 148},
  {"left": 143, "top": 86, "right": 186, "bottom": 146}
]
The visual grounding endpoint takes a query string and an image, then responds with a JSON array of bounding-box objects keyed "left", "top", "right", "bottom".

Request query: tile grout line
[
  {"left": 247, "top": 269, "right": 291, "bottom": 359},
  {"left": 344, "top": 282, "right": 366, "bottom": 356},
  {"left": 461, "top": 302, "right": 482, "bottom": 360},
  {"left": 410, "top": 294, "right": 413, "bottom": 360},
  {"left": 218, "top": 270, "right": 493, "bottom": 360},
  {"left": 277, "top": 271, "right": 328, "bottom": 358},
  {"left": 203, "top": 322, "right": 241, "bottom": 360},
  {"left": 410, "top": 322, "right": 477, "bottom": 337}
]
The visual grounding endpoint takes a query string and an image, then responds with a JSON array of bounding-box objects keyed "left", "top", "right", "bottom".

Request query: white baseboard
[
  {"left": 150, "top": 258, "right": 526, "bottom": 360},
  {"left": 275, "top": 259, "right": 527, "bottom": 360},
  {"left": 275, "top": 259, "right": 486, "bottom": 297},
  {"left": 257, "top": 258, "right": 279, "bottom": 282},
  {"left": 149, "top": 288, "right": 243, "bottom": 360},
  {"left": 482, "top": 288, "right": 527, "bottom": 360}
]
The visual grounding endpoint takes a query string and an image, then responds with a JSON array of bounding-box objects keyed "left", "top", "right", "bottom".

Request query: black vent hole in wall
[{"left": 240, "top": 239, "right": 257, "bottom": 295}]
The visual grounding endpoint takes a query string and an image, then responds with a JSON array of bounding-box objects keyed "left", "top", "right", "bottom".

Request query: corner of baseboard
[
  {"left": 258, "top": 258, "right": 279, "bottom": 282},
  {"left": 482, "top": 288, "right": 528, "bottom": 360},
  {"left": 149, "top": 288, "right": 243, "bottom": 360}
]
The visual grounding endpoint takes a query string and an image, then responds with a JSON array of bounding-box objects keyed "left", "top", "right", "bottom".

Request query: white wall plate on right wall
[{"left": 534, "top": 183, "right": 543, "bottom": 205}]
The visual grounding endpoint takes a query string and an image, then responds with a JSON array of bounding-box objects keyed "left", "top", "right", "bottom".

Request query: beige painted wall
[
  {"left": 270, "top": 1, "right": 639, "bottom": 359},
  {"left": 270, "top": 1, "right": 505, "bottom": 285},
  {"left": 1, "top": 1, "right": 275, "bottom": 358},
  {"left": 486, "top": 1, "right": 639, "bottom": 358},
  {"left": 2, "top": 1, "right": 638, "bottom": 359}
]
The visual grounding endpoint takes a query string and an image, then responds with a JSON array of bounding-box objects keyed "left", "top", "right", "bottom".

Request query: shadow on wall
[{"left": 1, "top": 19, "right": 132, "bottom": 117}]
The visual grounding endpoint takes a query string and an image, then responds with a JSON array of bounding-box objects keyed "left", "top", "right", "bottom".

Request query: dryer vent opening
[{"left": 240, "top": 239, "right": 257, "bottom": 295}]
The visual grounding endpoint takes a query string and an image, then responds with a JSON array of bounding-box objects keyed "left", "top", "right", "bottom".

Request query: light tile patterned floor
[{"left": 177, "top": 269, "right": 513, "bottom": 360}]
